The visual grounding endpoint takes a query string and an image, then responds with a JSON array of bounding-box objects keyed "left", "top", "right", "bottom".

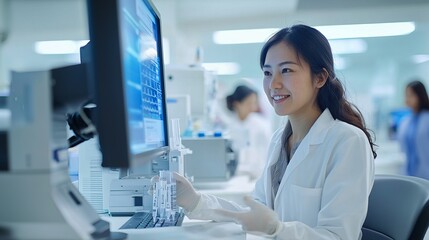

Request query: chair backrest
[{"left": 362, "top": 175, "right": 429, "bottom": 240}]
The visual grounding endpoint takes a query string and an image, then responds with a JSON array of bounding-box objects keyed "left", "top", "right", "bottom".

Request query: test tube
[
  {"left": 160, "top": 171, "right": 172, "bottom": 221},
  {"left": 170, "top": 118, "right": 181, "bottom": 150},
  {"left": 159, "top": 171, "right": 168, "bottom": 220},
  {"left": 152, "top": 181, "right": 159, "bottom": 221},
  {"left": 170, "top": 172, "right": 177, "bottom": 221}
]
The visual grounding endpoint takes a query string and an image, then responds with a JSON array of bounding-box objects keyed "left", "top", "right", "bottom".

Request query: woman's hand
[
  {"left": 214, "top": 196, "right": 281, "bottom": 236},
  {"left": 151, "top": 172, "right": 201, "bottom": 212},
  {"left": 173, "top": 172, "right": 201, "bottom": 212}
]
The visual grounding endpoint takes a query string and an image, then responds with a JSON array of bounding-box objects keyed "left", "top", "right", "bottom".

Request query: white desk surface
[
  {"left": 104, "top": 215, "right": 269, "bottom": 240},
  {"left": 103, "top": 175, "right": 264, "bottom": 239},
  {"left": 103, "top": 173, "right": 429, "bottom": 240}
]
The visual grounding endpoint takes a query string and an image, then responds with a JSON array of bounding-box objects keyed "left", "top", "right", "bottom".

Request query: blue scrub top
[
  {"left": 404, "top": 114, "right": 419, "bottom": 176},
  {"left": 398, "top": 110, "right": 429, "bottom": 179}
]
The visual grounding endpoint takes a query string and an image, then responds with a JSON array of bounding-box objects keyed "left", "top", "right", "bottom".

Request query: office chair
[{"left": 362, "top": 174, "right": 429, "bottom": 240}]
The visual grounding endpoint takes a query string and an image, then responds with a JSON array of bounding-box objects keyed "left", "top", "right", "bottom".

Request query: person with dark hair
[
  {"left": 225, "top": 85, "right": 271, "bottom": 180},
  {"left": 226, "top": 85, "right": 257, "bottom": 114},
  {"left": 172, "top": 24, "right": 375, "bottom": 239},
  {"left": 398, "top": 80, "right": 429, "bottom": 179}
]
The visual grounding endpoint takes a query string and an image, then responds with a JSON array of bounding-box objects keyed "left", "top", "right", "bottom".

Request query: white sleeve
[
  {"left": 274, "top": 134, "right": 375, "bottom": 240},
  {"left": 184, "top": 193, "right": 248, "bottom": 221},
  {"left": 187, "top": 127, "right": 282, "bottom": 222},
  {"left": 185, "top": 127, "right": 279, "bottom": 221}
]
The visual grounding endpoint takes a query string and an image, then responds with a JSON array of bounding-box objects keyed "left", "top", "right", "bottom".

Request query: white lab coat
[
  {"left": 228, "top": 112, "right": 272, "bottom": 179},
  {"left": 187, "top": 109, "right": 375, "bottom": 240}
]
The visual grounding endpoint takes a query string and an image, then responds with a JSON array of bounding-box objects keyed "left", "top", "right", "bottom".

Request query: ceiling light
[
  {"left": 213, "top": 28, "right": 278, "bottom": 45},
  {"left": 412, "top": 54, "right": 429, "bottom": 64},
  {"left": 202, "top": 62, "right": 240, "bottom": 75},
  {"left": 34, "top": 40, "right": 89, "bottom": 54},
  {"left": 315, "top": 22, "right": 415, "bottom": 39},
  {"left": 213, "top": 22, "right": 415, "bottom": 44},
  {"left": 329, "top": 39, "right": 367, "bottom": 54}
]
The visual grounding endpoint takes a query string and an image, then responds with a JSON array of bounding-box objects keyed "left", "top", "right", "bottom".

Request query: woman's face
[
  {"left": 262, "top": 42, "right": 320, "bottom": 116},
  {"left": 405, "top": 87, "right": 419, "bottom": 112}
]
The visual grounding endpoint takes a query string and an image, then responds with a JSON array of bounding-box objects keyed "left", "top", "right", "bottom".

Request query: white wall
[
  {"left": 0, "top": 0, "right": 87, "bottom": 89},
  {"left": 1, "top": 0, "right": 429, "bottom": 137}
]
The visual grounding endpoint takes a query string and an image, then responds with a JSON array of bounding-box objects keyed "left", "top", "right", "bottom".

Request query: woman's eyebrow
[{"left": 263, "top": 61, "right": 299, "bottom": 68}]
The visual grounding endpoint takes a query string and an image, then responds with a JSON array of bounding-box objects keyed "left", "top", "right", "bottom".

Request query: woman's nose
[{"left": 270, "top": 72, "right": 282, "bottom": 89}]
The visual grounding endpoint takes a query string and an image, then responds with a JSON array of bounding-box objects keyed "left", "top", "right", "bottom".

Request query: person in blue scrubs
[{"left": 398, "top": 80, "right": 429, "bottom": 179}]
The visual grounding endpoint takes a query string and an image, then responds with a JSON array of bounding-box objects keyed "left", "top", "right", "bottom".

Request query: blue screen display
[{"left": 119, "top": 0, "right": 166, "bottom": 154}]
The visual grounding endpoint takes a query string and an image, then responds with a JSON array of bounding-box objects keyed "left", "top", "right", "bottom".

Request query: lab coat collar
[
  {"left": 268, "top": 108, "right": 334, "bottom": 167},
  {"left": 307, "top": 108, "right": 335, "bottom": 145}
]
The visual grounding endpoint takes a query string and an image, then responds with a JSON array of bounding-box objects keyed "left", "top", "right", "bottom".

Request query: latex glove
[
  {"left": 215, "top": 195, "right": 281, "bottom": 236},
  {"left": 173, "top": 172, "right": 201, "bottom": 212},
  {"left": 151, "top": 172, "right": 201, "bottom": 212}
]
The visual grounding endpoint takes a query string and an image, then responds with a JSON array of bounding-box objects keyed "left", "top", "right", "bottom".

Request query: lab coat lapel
[
  {"left": 265, "top": 133, "right": 283, "bottom": 208},
  {"left": 274, "top": 109, "right": 334, "bottom": 206}
]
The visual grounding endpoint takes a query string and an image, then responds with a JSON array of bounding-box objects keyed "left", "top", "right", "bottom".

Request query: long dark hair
[
  {"left": 260, "top": 24, "right": 377, "bottom": 158},
  {"left": 226, "top": 85, "right": 256, "bottom": 112},
  {"left": 407, "top": 80, "right": 429, "bottom": 112}
]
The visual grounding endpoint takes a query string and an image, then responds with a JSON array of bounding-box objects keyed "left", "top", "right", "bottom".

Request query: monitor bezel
[{"left": 86, "top": 0, "right": 169, "bottom": 169}]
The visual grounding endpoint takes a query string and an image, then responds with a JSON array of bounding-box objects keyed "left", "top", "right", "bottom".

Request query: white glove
[
  {"left": 214, "top": 195, "right": 281, "bottom": 236},
  {"left": 173, "top": 172, "right": 201, "bottom": 212},
  {"left": 152, "top": 172, "right": 201, "bottom": 212}
]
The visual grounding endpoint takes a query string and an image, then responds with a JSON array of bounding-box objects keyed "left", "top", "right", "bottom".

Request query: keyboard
[{"left": 119, "top": 211, "right": 185, "bottom": 229}]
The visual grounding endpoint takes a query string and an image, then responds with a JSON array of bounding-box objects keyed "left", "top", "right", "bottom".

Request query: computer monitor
[{"left": 85, "top": 0, "right": 169, "bottom": 169}]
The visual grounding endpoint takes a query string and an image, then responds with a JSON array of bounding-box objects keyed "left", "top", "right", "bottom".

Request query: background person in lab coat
[
  {"left": 226, "top": 85, "right": 271, "bottom": 180},
  {"left": 398, "top": 80, "right": 429, "bottom": 179},
  {"left": 172, "top": 25, "right": 376, "bottom": 239}
]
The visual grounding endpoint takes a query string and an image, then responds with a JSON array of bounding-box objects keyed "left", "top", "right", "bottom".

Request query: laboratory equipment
[
  {"left": 166, "top": 95, "right": 192, "bottom": 137},
  {"left": 118, "top": 170, "right": 184, "bottom": 229},
  {"left": 0, "top": 66, "right": 124, "bottom": 239},
  {"left": 0, "top": 90, "right": 7, "bottom": 108},
  {"left": 108, "top": 118, "right": 191, "bottom": 216},
  {"left": 87, "top": 0, "right": 194, "bottom": 219},
  {"left": 183, "top": 137, "right": 237, "bottom": 182},
  {"left": 1, "top": 0, "right": 172, "bottom": 238},
  {"left": 164, "top": 65, "right": 217, "bottom": 127},
  {"left": 109, "top": 178, "right": 153, "bottom": 216},
  {"left": 157, "top": 171, "right": 177, "bottom": 221},
  {"left": 78, "top": 137, "right": 120, "bottom": 214}
]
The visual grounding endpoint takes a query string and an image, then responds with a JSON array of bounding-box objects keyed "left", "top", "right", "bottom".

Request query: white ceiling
[
  {"left": 148, "top": 0, "right": 429, "bottom": 79},
  {"left": 1, "top": 0, "right": 429, "bottom": 90}
]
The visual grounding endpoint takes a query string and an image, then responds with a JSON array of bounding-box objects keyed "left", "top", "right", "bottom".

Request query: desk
[
  {"left": 104, "top": 215, "right": 268, "bottom": 240},
  {"left": 102, "top": 175, "right": 267, "bottom": 239}
]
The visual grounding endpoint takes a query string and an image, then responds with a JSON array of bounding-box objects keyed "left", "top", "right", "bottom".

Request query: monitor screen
[
  {"left": 119, "top": 0, "right": 167, "bottom": 155},
  {"left": 85, "top": 0, "right": 169, "bottom": 168}
]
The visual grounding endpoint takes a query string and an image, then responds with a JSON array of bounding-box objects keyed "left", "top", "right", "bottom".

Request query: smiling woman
[
  {"left": 172, "top": 24, "right": 377, "bottom": 240},
  {"left": 260, "top": 25, "right": 377, "bottom": 159}
]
